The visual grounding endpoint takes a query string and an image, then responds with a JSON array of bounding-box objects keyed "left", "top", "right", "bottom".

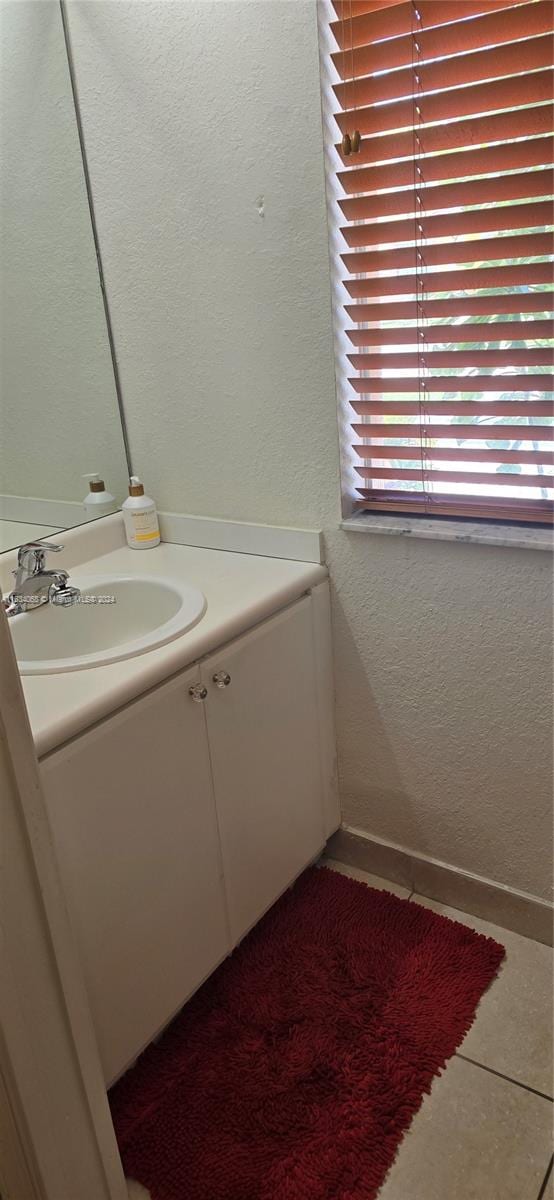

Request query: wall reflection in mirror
[{"left": 0, "top": 0, "right": 129, "bottom": 553}]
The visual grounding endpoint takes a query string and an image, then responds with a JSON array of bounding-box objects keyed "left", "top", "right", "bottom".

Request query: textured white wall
[
  {"left": 68, "top": 0, "right": 553, "bottom": 901},
  {"left": 327, "top": 528, "right": 553, "bottom": 899},
  {"left": 0, "top": 0, "right": 128, "bottom": 510}
]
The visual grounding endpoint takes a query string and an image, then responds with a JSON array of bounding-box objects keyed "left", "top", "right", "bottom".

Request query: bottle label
[{"left": 130, "top": 511, "right": 160, "bottom": 541}]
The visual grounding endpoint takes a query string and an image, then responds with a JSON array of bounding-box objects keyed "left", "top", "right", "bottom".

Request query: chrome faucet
[{"left": 3, "top": 542, "right": 81, "bottom": 617}]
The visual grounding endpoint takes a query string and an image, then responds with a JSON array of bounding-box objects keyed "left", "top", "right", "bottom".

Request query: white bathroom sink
[{"left": 11, "top": 574, "right": 207, "bottom": 674}]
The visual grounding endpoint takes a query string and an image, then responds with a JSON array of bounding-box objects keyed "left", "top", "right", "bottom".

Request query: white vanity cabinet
[
  {"left": 40, "top": 588, "right": 337, "bottom": 1085},
  {"left": 202, "top": 597, "right": 323, "bottom": 944},
  {"left": 41, "top": 664, "right": 230, "bottom": 1086}
]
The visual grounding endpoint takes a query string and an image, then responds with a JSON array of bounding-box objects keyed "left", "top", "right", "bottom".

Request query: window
[{"left": 327, "top": 0, "right": 554, "bottom": 524}]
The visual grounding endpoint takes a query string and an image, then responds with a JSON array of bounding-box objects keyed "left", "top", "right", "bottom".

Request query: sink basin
[{"left": 10, "top": 574, "right": 207, "bottom": 674}]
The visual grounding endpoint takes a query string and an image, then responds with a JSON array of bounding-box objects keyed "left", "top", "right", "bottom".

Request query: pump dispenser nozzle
[{"left": 83, "top": 472, "right": 106, "bottom": 492}]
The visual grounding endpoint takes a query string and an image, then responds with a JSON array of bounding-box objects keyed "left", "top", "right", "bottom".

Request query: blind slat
[
  {"left": 339, "top": 169, "right": 554, "bottom": 224},
  {"left": 345, "top": 293, "right": 554, "bottom": 322},
  {"left": 333, "top": 33, "right": 551, "bottom": 111},
  {"left": 346, "top": 320, "right": 554, "bottom": 346},
  {"left": 332, "top": 1, "right": 403, "bottom": 18},
  {"left": 357, "top": 493, "right": 553, "bottom": 517},
  {"left": 352, "top": 401, "right": 554, "bottom": 417},
  {"left": 348, "top": 351, "right": 554, "bottom": 370},
  {"left": 353, "top": 445, "right": 553, "bottom": 466},
  {"left": 342, "top": 232, "right": 554, "bottom": 274},
  {"left": 349, "top": 375, "right": 554, "bottom": 393},
  {"left": 334, "top": 72, "right": 553, "bottom": 142},
  {"left": 332, "top": 1, "right": 549, "bottom": 80},
  {"left": 350, "top": 423, "right": 554, "bottom": 440},
  {"left": 343, "top": 205, "right": 553, "bottom": 252},
  {"left": 331, "top": 0, "right": 527, "bottom": 48},
  {"left": 344, "top": 262, "right": 553, "bottom": 300},
  {"left": 338, "top": 138, "right": 552, "bottom": 196},
  {"left": 355, "top": 466, "right": 554, "bottom": 488}
]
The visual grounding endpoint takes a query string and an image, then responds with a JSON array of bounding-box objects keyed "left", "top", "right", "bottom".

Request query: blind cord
[
  {"left": 341, "top": 0, "right": 360, "bottom": 157},
  {"left": 411, "top": 1, "right": 431, "bottom": 511}
]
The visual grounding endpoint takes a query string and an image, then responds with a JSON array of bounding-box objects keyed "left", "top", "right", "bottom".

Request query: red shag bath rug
[{"left": 110, "top": 866, "right": 504, "bottom": 1200}]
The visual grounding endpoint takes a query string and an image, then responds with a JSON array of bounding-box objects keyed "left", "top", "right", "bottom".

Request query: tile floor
[
  {"left": 326, "top": 859, "right": 554, "bottom": 1200},
  {"left": 125, "top": 861, "right": 553, "bottom": 1200}
]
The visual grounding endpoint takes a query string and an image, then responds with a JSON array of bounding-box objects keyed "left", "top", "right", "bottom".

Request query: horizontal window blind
[{"left": 330, "top": 0, "right": 554, "bottom": 523}]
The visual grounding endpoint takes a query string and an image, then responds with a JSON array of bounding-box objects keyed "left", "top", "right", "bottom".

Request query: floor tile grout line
[
  {"left": 455, "top": 1052, "right": 554, "bottom": 1103},
  {"left": 536, "top": 1154, "right": 553, "bottom": 1200}
]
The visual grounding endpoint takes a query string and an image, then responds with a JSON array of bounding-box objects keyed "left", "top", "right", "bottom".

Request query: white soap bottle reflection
[{"left": 82, "top": 473, "right": 117, "bottom": 519}]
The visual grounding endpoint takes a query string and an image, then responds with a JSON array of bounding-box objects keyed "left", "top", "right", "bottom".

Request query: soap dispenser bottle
[
  {"left": 82, "top": 473, "right": 117, "bottom": 518},
  {"left": 122, "top": 477, "right": 160, "bottom": 549}
]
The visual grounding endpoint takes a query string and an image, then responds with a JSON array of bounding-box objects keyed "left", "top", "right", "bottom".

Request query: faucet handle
[
  {"left": 16, "top": 541, "right": 64, "bottom": 577},
  {"left": 17, "top": 541, "right": 63, "bottom": 560}
]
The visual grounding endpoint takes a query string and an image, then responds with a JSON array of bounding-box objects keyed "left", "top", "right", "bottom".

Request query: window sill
[{"left": 341, "top": 513, "right": 554, "bottom": 552}]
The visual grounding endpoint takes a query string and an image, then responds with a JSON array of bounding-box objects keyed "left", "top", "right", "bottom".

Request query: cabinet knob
[
  {"left": 188, "top": 684, "right": 208, "bottom": 702},
  {"left": 212, "top": 671, "right": 231, "bottom": 688}
]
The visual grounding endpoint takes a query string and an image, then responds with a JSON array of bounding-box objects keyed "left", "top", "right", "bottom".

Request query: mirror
[{"left": 0, "top": 0, "right": 130, "bottom": 553}]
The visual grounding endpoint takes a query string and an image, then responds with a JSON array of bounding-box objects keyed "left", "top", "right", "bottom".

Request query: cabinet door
[
  {"left": 40, "top": 667, "right": 229, "bottom": 1085},
  {"left": 202, "top": 597, "right": 325, "bottom": 945}
]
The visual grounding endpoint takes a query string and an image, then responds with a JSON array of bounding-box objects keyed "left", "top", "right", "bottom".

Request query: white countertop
[{"left": 16, "top": 538, "right": 327, "bottom": 757}]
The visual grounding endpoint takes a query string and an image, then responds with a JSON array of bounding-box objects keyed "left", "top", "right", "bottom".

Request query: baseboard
[{"left": 326, "top": 825, "right": 553, "bottom": 946}]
